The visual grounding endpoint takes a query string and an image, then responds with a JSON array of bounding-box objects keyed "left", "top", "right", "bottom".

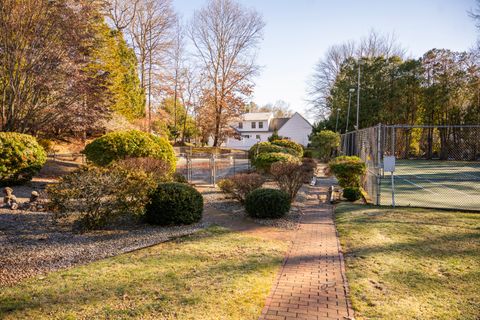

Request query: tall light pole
[
  {"left": 356, "top": 58, "right": 362, "bottom": 131},
  {"left": 345, "top": 88, "right": 355, "bottom": 133},
  {"left": 335, "top": 108, "right": 340, "bottom": 132}
]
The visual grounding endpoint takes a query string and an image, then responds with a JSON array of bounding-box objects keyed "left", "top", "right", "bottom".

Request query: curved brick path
[{"left": 259, "top": 186, "right": 354, "bottom": 320}]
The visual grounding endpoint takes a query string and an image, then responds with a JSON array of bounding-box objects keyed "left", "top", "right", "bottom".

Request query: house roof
[
  {"left": 269, "top": 118, "right": 290, "bottom": 131},
  {"left": 242, "top": 112, "right": 272, "bottom": 121}
]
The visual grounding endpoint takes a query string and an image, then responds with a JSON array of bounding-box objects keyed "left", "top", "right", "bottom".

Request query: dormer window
[
  {"left": 259, "top": 121, "right": 263, "bottom": 129},
  {"left": 238, "top": 122, "right": 243, "bottom": 129},
  {"left": 251, "top": 122, "right": 256, "bottom": 129}
]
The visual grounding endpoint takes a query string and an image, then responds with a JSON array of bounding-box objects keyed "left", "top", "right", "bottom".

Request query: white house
[{"left": 223, "top": 112, "right": 313, "bottom": 150}]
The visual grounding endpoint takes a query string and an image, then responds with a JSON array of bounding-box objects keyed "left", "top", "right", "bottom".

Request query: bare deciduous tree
[
  {"left": 105, "top": 0, "right": 139, "bottom": 31},
  {"left": 130, "top": 0, "right": 176, "bottom": 132},
  {"left": 189, "top": 0, "right": 265, "bottom": 146}
]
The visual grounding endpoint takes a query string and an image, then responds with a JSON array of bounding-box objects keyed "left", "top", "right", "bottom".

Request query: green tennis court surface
[{"left": 379, "top": 160, "right": 480, "bottom": 211}]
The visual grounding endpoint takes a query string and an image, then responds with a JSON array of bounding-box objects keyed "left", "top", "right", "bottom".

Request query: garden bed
[{"left": 0, "top": 209, "right": 206, "bottom": 286}]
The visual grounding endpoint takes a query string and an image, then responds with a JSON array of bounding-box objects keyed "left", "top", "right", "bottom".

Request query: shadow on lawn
[{"left": 0, "top": 228, "right": 283, "bottom": 317}]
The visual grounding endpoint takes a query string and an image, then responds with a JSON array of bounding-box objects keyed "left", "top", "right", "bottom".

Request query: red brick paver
[{"left": 259, "top": 186, "right": 354, "bottom": 320}]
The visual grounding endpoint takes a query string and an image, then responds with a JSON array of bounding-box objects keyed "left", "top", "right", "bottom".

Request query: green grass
[
  {"left": 335, "top": 203, "right": 480, "bottom": 320},
  {"left": 0, "top": 227, "right": 288, "bottom": 320}
]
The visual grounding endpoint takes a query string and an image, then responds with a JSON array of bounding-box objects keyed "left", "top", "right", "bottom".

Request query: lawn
[
  {"left": 0, "top": 227, "right": 288, "bottom": 320},
  {"left": 335, "top": 203, "right": 480, "bottom": 320}
]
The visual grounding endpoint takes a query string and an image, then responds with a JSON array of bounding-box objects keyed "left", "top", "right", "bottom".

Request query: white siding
[
  {"left": 278, "top": 113, "right": 312, "bottom": 146},
  {"left": 224, "top": 132, "right": 271, "bottom": 150}
]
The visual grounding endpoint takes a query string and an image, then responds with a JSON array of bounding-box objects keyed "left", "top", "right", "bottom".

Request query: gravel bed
[
  {"left": 0, "top": 209, "right": 207, "bottom": 286},
  {"left": 199, "top": 185, "right": 305, "bottom": 230}
]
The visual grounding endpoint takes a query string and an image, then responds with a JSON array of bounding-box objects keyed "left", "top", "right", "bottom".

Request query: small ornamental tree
[
  {"left": 310, "top": 130, "right": 340, "bottom": 161},
  {"left": 270, "top": 161, "right": 311, "bottom": 202},
  {"left": 0, "top": 132, "right": 47, "bottom": 185},
  {"left": 217, "top": 172, "right": 265, "bottom": 203},
  {"left": 328, "top": 156, "right": 366, "bottom": 188}
]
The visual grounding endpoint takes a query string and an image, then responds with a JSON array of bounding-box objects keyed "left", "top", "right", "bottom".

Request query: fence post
[
  {"left": 376, "top": 123, "right": 382, "bottom": 206},
  {"left": 211, "top": 154, "right": 216, "bottom": 185}
]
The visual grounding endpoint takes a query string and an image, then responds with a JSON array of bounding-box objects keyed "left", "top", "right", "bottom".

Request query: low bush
[
  {"left": 245, "top": 188, "right": 291, "bottom": 219},
  {"left": 144, "top": 183, "right": 203, "bottom": 226},
  {"left": 252, "top": 152, "right": 300, "bottom": 173},
  {"left": 343, "top": 187, "right": 362, "bottom": 201},
  {"left": 173, "top": 172, "right": 188, "bottom": 183},
  {"left": 217, "top": 173, "right": 265, "bottom": 203},
  {"left": 310, "top": 130, "right": 340, "bottom": 161},
  {"left": 48, "top": 165, "right": 156, "bottom": 230},
  {"left": 84, "top": 130, "right": 176, "bottom": 174},
  {"left": 271, "top": 161, "right": 311, "bottom": 202},
  {"left": 328, "top": 156, "right": 366, "bottom": 188},
  {"left": 0, "top": 132, "right": 47, "bottom": 185},
  {"left": 271, "top": 139, "right": 303, "bottom": 157}
]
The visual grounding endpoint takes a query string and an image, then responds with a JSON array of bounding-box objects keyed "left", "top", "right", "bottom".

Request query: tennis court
[{"left": 379, "top": 160, "right": 480, "bottom": 211}]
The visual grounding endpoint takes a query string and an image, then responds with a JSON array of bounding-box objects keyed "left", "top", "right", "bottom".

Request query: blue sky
[{"left": 174, "top": 0, "right": 478, "bottom": 119}]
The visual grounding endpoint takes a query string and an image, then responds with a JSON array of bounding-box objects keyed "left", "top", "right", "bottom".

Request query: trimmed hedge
[
  {"left": 0, "top": 132, "right": 47, "bottom": 185},
  {"left": 248, "top": 142, "right": 296, "bottom": 161},
  {"left": 328, "top": 156, "right": 366, "bottom": 188},
  {"left": 252, "top": 152, "right": 300, "bottom": 173},
  {"left": 245, "top": 188, "right": 291, "bottom": 218},
  {"left": 144, "top": 182, "right": 203, "bottom": 226},
  {"left": 343, "top": 187, "right": 362, "bottom": 201},
  {"left": 84, "top": 130, "right": 176, "bottom": 174},
  {"left": 271, "top": 139, "right": 303, "bottom": 157}
]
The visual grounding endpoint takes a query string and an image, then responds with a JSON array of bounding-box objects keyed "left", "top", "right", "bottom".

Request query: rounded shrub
[
  {"left": 0, "top": 132, "right": 47, "bottom": 185},
  {"left": 245, "top": 188, "right": 291, "bottom": 219},
  {"left": 271, "top": 140, "right": 303, "bottom": 157},
  {"left": 253, "top": 152, "right": 300, "bottom": 173},
  {"left": 144, "top": 182, "right": 203, "bottom": 226},
  {"left": 84, "top": 130, "right": 176, "bottom": 174},
  {"left": 248, "top": 142, "right": 296, "bottom": 161},
  {"left": 343, "top": 187, "right": 362, "bottom": 202},
  {"left": 328, "top": 156, "right": 366, "bottom": 188}
]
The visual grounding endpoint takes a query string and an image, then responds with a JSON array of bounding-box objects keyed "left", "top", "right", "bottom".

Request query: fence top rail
[{"left": 384, "top": 124, "right": 480, "bottom": 129}]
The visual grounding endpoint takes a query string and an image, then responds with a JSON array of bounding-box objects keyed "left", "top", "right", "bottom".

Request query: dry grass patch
[
  {"left": 335, "top": 204, "right": 480, "bottom": 320},
  {"left": 0, "top": 227, "right": 288, "bottom": 320}
]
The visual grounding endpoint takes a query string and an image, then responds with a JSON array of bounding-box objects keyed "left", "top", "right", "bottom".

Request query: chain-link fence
[
  {"left": 176, "top": 152, "right": 251, "bottom": 185},
  {"left": 341, "top": 124, "right": 480, "bottom": 211}
]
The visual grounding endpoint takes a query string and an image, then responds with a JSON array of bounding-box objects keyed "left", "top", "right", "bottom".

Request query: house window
[
  {"left": 258, "top": 121, "right": 263, "bottom": 129},
  {"left": 238, "top": 122, "right": 243, "bottom": 129},
  {"left": 251, "top": 122, "right": 256, "bottom": 129},
  {"left": 256, "top": 135, "right": 261, "bottom": 140}
]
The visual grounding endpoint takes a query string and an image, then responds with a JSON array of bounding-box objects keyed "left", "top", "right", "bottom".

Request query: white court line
[
  {"left": 395, "top": 176, "right": 440, "bottom": 195},
  {"left": 412, "top": 175, "right": 477, "bottom": 197}
]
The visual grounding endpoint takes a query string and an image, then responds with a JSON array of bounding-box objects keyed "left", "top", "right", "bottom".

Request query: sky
[{"left": 174, "top": 0, "right": 479, "bottom": 120}]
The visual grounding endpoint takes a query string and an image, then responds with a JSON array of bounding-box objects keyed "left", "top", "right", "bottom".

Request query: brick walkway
[{"left": 259, "top": 186, "right": 354, "bottom": 320}]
